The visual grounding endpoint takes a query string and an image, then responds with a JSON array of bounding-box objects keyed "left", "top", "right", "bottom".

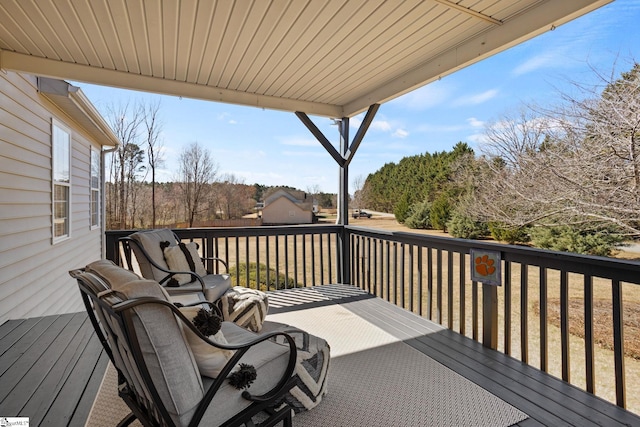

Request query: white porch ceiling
[{"left": 0, "top": 0, "right": 612, "bottom": 118}]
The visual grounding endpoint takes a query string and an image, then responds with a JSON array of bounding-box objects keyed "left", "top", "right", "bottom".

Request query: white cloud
[
  {"left": 393, "top": 128, "right": 409, "bottom": 138},
  {"left": 392, "top": 82, "right": 453, "bottom": 109},
  {"left": 371, "top": 120, "right": 392, "bottom": 132},
  {"left": 282, "top": 150, "right": 326, "bottom": 157},
  {"left": 467, "top": 117, "right": 485, "bottom": 128},
  {"left": 512, "top": 53, "right": 557, "bottom": 76},
  {"left": 452, "top": 89, "right": 499, "bottom": 106},
  {"left": 279, "top": 136, "right": 319, "bottom": 147}
]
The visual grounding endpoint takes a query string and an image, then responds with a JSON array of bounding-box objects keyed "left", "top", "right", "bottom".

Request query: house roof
[
  {"left": 264, "top": 188, "right": 309, "bottom": 206},
  {"left": 0, "top": 0, "right": 611, "bottom": 118},
  {"left": 37, "top": 77, "right": 120, "bottom": 148}
]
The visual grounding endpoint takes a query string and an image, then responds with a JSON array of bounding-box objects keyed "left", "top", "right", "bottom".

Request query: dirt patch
[{"left": 532, "top": 299, "right": 640, "bottom": 360}]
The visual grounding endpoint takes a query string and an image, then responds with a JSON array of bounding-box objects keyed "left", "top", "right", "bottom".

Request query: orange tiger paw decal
[{"left": 475, "top": 255, "right": 496, "bottom": 276}]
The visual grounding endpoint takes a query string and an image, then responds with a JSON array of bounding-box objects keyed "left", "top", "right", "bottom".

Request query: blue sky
[{"left": 77, "top": 0, "right": 640, "bottom": 194}]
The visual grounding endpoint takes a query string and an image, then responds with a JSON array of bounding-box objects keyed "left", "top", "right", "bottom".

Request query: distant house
[
  {"left": 261, "top": 188, "right": 314, "bottom": 225},
  {"left": 0, "top": 71, "right": 119, "bottom": 324}
]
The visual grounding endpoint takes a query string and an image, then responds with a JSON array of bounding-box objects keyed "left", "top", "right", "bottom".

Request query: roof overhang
[
  {"left": 37, "top": 77, "right": 120, "bottom": 148},
  {"left": 0, "top": 0, "right": 612, "bottom": 118}
]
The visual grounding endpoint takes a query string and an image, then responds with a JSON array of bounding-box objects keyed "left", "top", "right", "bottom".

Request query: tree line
[
  {"left": 359, "top": 61, "right": 640, "bottom": 256},
  {"left": 103, "top": 102, "right": 336, "bottom": 230}
]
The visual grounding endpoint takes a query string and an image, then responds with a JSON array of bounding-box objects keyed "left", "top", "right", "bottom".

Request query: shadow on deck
[{"left": 1, "top": 284, "right": 639, "bottom": 426}]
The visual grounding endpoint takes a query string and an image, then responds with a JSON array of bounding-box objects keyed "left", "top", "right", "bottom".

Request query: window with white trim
[
  {"left": 90, "top": 148, "right": 100, "bottom": 229},
  {"left": 53, "top": 121, "right": 71, "bottom": 241}
]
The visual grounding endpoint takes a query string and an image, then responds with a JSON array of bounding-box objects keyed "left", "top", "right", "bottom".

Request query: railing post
[
  {"left": 339, "top": 226, "right": 350, "bottom": 285},
  {"left": 482, "top": 283, "right": 498, "bottom": 349}
]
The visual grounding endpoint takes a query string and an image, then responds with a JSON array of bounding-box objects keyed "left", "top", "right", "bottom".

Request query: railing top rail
[
  {"left": 346, "top": 225, "right": 640, "bottom": 284},
  {"left": 106, "top": 224, "right": 343, "bottom": 239}
]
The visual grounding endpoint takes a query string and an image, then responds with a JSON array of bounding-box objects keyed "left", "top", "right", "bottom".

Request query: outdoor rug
[{"left": 86, "top": 287, "right": 528, "bottom": 426}]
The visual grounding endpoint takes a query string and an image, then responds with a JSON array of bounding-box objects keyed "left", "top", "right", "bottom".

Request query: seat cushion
[
  {"left": 200, "top": 322, "right": 292, "bottom": 425},
  {"left": 164, "top": 273, "right": 231, "bottom": 302},
  {"left": 116, "top": 278, "right": 205, "bottom": 427}
]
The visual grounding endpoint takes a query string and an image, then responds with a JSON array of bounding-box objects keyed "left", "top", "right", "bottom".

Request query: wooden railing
[
  {"left": 346, "top": 225, "right": 640, "bottom": 410},
  {"left": 106, "top": 225, "right": 640, "bottom": 410},
  {"left": 106, "top": 225, "right": 344, "bottom": 290}
]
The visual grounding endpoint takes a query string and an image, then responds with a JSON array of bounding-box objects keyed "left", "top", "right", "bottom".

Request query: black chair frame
[
  {"left": 120, "top": 231, "right": 229, "bottom": 294},
  {"left": 71, "top": 268, "right": 296, "bottom": 427}
]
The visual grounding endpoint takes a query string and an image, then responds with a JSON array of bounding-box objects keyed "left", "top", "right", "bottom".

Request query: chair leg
[{"left": 116, "top": 412, "right": 137, "bottom": 427}]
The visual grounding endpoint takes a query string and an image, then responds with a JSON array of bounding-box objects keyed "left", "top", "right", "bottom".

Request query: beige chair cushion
[
  {"left": 116, "top": 278, "right": 205, "bottom": 427},
  {"left": 129, "top": 228, "right": 177, "bottom": 282}
]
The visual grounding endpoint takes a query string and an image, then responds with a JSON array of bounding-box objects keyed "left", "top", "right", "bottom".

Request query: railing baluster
[
  {"left": 612, "top": 279, "right": 626, "bottom": 408},
  {"left": 584, "top": 274, "right": 595, "bottom": 394},
  {"left": 427, "top": 247, "right": 433, "bottom": 321},
  {"left": 560, "top": 270, "right": 570, "bottom": 382},
  {"left": 373, "top": 239, "right": 378, "bottom": 296},
  {"left": 319, "top": 233, "right": 324, "bottom": 285},
  {"left": 255, "top": 235, "right": 260, "bottom": 290},
  {"left": 437, "top": 249, "right": 442, "bottom": 324},
  {"left": 448, "top": 251, "right": 453, "bottom": 330},
  {"left": 540, "top": 267, "right": 548, "bottom": 372},
  {"left": 245, "top": 236, "right": 250, "bottom": 288},
  {"left": 293, "top": 234, "right": 298, "bottom": 286},
  {"left": 409, "top": 245, "right": 414, "bottom": 312},
  {"left": 400, "top": 243, "right": 405, "bottom": 308},
  {"left": 472, "top": 279, "right": 478, "bottom": 341},
  {"left": 303, "top": 234, "right": 307, "bottom": 287},
  {"left": 417, "top": 246, "right": 423, "bottom": 316},
  {"left": 327, "top": 233, "right": 333, "bottom": 283},
  {"left": 275, "top": 235, "right": 281, "bottom": 289},
  {"left": 266, "top": 235, "right": 271, "bottom": 291},
  {"left": 284, "top": 234, "right": 289, "bottom": 289},
  {"left": 235, "top": 236, "right": 240, "bottom": 287},
  {"left": 366, "top": 237, "right": 371, "bottom": 293},
  {"left": 504, "top": 261, "right": 512, "bottom": 355},
  {"left": 385, "top": 241, "right": 390, "bottom": 302},
  {"left": 521, "top": 263, "right": 528, "bottom": 364},
  {"left": 311, "top": 234, "right": 316, "bottom": 286},
  {"left": 393, "top": 242, "right": 398, "bottom": 305},
  {"left": 459, "top": 252, "right": 465, "bottom": 336}
]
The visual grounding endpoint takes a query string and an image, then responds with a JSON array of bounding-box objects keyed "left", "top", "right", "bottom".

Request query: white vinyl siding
[{"left": 0, "top": 71, "right": 104, "bottom": 324}]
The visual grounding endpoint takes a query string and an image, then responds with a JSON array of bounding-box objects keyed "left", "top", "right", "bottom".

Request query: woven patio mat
[{"left": 87, "top": 291, "right": 528, "bottom": 426}]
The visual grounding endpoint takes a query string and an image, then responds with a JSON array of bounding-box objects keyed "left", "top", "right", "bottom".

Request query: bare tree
[
  {"left": 469, "top": 61, "right": 640, "bottom": 237},
  {"left": 143, "top": 101, "right": 164, "bottom": 228},
  {"left": 178, "top": 142, "right": 218, "bottom": 227},
  {"left": 214, "top": 174, "right": 255, "bottom": 219},
  {"left": 351, "top": 174, "right": 365, "bottom": 209},
  {"left": 106, "top": 102, "right": 145, "bottom": 229}
]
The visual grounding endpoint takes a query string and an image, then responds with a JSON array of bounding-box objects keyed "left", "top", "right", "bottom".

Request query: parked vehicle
[{"left": 352, "top": 210, "right": 372, "bottom": 218}]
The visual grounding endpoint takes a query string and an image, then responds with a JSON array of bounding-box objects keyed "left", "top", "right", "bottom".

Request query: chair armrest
[
  {"left": 120, "top": 236, "right": 208, "bottom": 294},
  {"left": 201, "top": 256, "right": 229, "bottom": 273},
  {"left": 119, "top": 298, "right": 297, "bottom": 425}
]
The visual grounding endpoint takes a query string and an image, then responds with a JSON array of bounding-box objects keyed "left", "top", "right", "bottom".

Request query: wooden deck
[
  {"left": 0, "top": 312, "right": 108, "bottom": 426},
  {"left": 1, "top": 285, "right": 639, "bottom": 426}
]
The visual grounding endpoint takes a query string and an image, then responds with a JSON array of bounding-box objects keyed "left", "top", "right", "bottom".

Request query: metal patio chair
[{"left": 70, "top": 259, "right": 296, "bottom": 427}]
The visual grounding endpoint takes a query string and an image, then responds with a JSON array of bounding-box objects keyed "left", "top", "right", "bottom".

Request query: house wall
[
  {"left": 262, "top": 197, "right": 313, "bottom": 225},
  {"left": 0, "top": 71, "right": 103, "bottom": 324}
]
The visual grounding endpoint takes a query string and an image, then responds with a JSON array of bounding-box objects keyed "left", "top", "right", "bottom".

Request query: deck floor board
[{"left": 1, "top": 284, "right": 639, "bottom": 426}]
